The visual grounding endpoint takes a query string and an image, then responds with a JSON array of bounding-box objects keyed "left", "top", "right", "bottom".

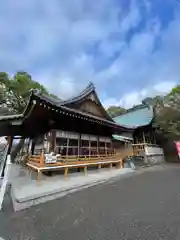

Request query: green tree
[
  {"left": 142, "top": 96, "right": 163, "bottom": 107},
  {"left": 0, "top": 72, "right": 59, "bottom": 161},
  {"left": 155, "top": 85, "right": 180, "bottom": 139},
  {"left": 0, "top": 72, "right": 50, "bottom": 114},
  {"left": 106, "top": 106, "right": 126, "bottom": 117}
]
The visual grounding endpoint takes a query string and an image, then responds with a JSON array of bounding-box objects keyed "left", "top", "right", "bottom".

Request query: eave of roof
[
  {"left": 32, "top": 91, "right": 135, "bottom": 131},
  {"left": 0, "top": 89, "right": 138, "bottom": 138},
  {"left": 112, "top": 134, "right": 133, "bottom": 142}
]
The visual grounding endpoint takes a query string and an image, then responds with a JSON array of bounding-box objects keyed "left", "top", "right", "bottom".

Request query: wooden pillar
[
  {"left": 146, "top": 132, "right": 149, "bottom": 144},
  {"left": 50, "top": 130, "right": 56, "bottom": 153},
  {"left": 89, "top": 137, "right": 91, "bottom": 158},
  {"left": 97, "top": 136, "right": 99, "bottom": 156},
  {"left": 153, "top": 130, "right": 156, "bottom": 144},
  {"left": 7, "top": 136, "right": 13, "bottom": 155},
  {"left": 28, "top": 139, "right": 33, "bottom": 154},
  {"left": 110, "top": 139, "right": 113, "bottom": 155},
  {"left": 142, "top": 131, "right": 146, "bottom": 144},
  {"left": 39, "top": 149, "right": 45, "bottom": 167},
  {"left": 64, "top": 167, "right": 68, "bottom": 178},
  {"left": 84, "top": 166, "right": 87, "bottom": 175},
  {"left": 66, "top": 138, "right": 69, "bottom": 157},
  {"left": 31, "top": 138, "right": 36, "bottom": 155},
  {"left": 105, "top": 140, "right": 107, "bottom": 156},
  {"left": 37, "top": 170, "right": 42, "bottom": 183},
  {"left": 78, "top": 136, "right": 80, "bottom": 157},
  {"left": 77, "top": 135, "right": 80, "bottom": 172},
  {"left": 27, "top": 138, "right": 30, "bottom": 154}
]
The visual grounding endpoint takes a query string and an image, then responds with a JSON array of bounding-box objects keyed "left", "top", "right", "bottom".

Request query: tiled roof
[
  {"left": 61, "top": 82, "right": 95, "bottom": 105},
  {"left": 113, "top": 105, "right": 154, "bottom": 128}
]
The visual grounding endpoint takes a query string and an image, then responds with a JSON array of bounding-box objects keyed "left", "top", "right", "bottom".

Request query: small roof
[
  {"left": 112, "top": 134, "right": 133, "bottom": 142},
  {"left": 113, "top": 105, "right": 154, "bottom": 128}
]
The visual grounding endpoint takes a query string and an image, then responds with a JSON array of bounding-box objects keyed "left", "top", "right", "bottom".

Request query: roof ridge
[{"left": 61, "top": 82, "right": 95, "bottom": 105}]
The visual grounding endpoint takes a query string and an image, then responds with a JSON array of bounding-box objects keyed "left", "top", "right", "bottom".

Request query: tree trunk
[{"left": 11, "top": 138, "right": 25, "bottom": 163}]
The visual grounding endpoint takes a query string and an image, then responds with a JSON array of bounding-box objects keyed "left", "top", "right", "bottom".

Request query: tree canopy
[
  {"left": 106, "top": 106, "right": 126, "bottom": 117},
  {"left": 0, "top": 72, "right": 58, "bottom": 115},
  {"left": 154, "top": 85, "right": 180, "bottom": 139}
]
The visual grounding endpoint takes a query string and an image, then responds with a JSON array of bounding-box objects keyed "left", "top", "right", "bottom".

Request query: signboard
[{"left": 175, "top": 141, "right": 180, "bottom": 159}]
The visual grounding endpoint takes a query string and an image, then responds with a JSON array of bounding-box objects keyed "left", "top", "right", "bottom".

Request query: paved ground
[{"left": 1, "top": 164, "right": 180, "bottom": 240}]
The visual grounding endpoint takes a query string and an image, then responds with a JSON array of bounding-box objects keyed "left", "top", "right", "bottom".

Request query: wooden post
[
  {"left": 39, "top": 149, "right": 45, "bottom": 167},
  {"left": 64, "top": 167, "right": 68, "bottom": 178},
  {"left": 110, "top": 139, "right": 113, "bottom": 155},
  {"left": 7, "top": 136, "right": 13, "bottom": 154},
  {"left": 27, "top": 138, "right": 30, "bottom": 154},
  {"left": 66, "top": 138, "right": 69, "bottom": 157},
  {"left": 109, "top": 162, "right": 112, "bottom": 168},
  {"left": 105, "top": 140, "right": 107, "bottom": 156},
  {"left": 84, "top": 166, "right": 87, "bottom": 175},
  {"left": 89, "top": 137, "right": 91, "bottom": 158},
  {"left": 50, "top": 130, "right": 56, "bottom": 153},
  {"left": 142, "top": 131, "right": 146, "bottom": 147},
  {"left": 153, "top": 130, "right": 156, "bottom": 144},
  {"left": 97, "top": 136, "right": 99, "bottom": 156},
  {"left": 120, "top": 159, "right": 123, "bottom": 169},
  {"left": 78, "top": 136, "right": 80, "bottom": 158},
  {"left": 37, "top": 170, "right": 42, "bottom": 183}
]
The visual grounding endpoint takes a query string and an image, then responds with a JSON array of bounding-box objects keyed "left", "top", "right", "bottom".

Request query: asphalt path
[{"left": 1, "top": 164, "right": 180, "bottom": 240}]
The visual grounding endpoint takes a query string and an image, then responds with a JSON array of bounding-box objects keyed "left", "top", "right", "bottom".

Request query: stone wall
[
  {"left": 144, "top": 145, "right": 165, "bottom": 165},
  {"left": 145, "top": 155, "right": 165, "bottom": 165}
]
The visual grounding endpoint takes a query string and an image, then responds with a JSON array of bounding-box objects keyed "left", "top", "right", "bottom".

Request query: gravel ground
[{"left": 1, "top": 164, "right": 180, "bottom": 240}]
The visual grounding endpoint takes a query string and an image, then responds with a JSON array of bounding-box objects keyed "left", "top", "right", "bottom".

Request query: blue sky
[{"left": 0, "top": 0, "right": 180, "bottom": 108}]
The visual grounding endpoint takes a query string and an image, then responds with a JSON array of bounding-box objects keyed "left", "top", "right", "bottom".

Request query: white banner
[
  {"left": 145, "top": 146, "right": 164, "bottom": 156},
  {"left": 56, "top": 130, "right": 79, "bottom": 139},
  {"left": 99, "top": 137, "right": 111, "bottom": 142}
]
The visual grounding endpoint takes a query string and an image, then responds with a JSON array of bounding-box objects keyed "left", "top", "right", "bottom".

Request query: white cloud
[
  {"left": 0, "top": 0, "right": 179, "bottom": 109},
  {"left": 103, "top": 80, "right": 177, "bottom": 109},
  {"left": 99, "top": 10, "right": 180, "bottom": 108},
  {"left": 0, "top": 0, "right": 143, "bottom": 93}
]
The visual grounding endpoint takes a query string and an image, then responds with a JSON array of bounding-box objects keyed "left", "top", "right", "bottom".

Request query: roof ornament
[{"left": 88, "top": 81, "right": 95, "bottom": 90}]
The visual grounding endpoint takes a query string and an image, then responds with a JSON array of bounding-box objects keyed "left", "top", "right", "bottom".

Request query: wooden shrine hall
[{"left": 0, "top": 83, "right": 134, "bottom": 181}]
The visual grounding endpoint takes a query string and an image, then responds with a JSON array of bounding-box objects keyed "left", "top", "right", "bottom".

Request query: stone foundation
[{"left": 145, "top": 154, "right": 165, "bottom": 165}]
